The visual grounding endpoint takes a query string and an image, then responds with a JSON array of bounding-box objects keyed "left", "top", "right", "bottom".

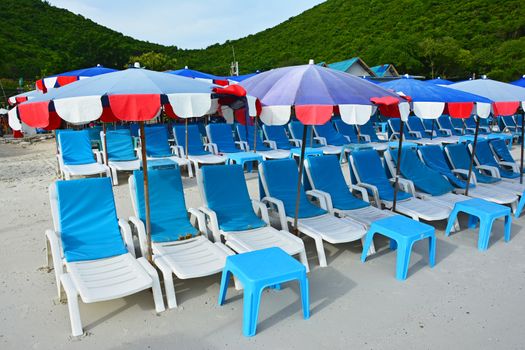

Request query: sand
[{"left": 1, "top": 139, "right": 524, "bottom": 350}]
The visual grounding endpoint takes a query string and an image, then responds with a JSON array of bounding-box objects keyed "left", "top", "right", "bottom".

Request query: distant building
[
  {"left": 370, "top": 64, "right": 400, "bottom": 78},
  {"left": 326, "top": 57, "right": 376, "bottom": 77}
]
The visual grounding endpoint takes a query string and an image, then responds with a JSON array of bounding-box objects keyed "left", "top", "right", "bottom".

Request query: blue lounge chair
[
  {"left": 262, "top": 125, "right": 300, "bottom": 150},
  {"left": 417, "top": 145, "right": 517, "bottom": 206},
  {"left": 437, "top": 115, "right": 464, "bottom": 136},
  {"left": 389, "top": 118, "right": 441, "bottom": 145},
  {"left": 490, "top": 139, "right": 523, "bottom": 173},
  {"left": 46, "top": 177, "right": 164, "bottom": 336},
  {"left": 464, "top": 116, "right": 490, "bottom": 134},
  {"left": 236, "top": 124, "right": 289, "bottom": 159},
  {"left": 142, "top": 125, "right": 193, "bottom": 176},
  {"left": 197, "top": 164, "right": 308, "bottom": 270},
  {"left": 129, "top": 168, "right": 233, "bottom": 309},
  {"left": 206, "top": 123, "right": 246, "bottom": 153},
  {"left": 444, "top": 143, "right": 522, "bottom": 208},
  {"left": 304, "top": 155, "right": 394, "bottom": 227},
  {"left": 172, "top": 124, "right": 226, "bottom": 170},
  {"left": 313, "top": 122, "right": 349, "bottom": 148},
  {"left": 87, "top": 126, "right": 102, "bottom": 149},
  {"left": 288, "top": 121, "right": 341, "bottom": 155},
  {"left": 348, "top": 149, "right": 449, "bottom": 222},
  {"left": 332, "top": 120, "right": 359, "bottom": 143},
  {"left": 359, "top": 120, "right": 386, "bottom": 143},
  {"left": 501, "top": 115, "right": 520, "bottom": 132},
  {"left": 259, "top": 158, "right": 367, "bottom": 267},
  {"left": 100, "top": 129, "right": 140, "bottom": 185},
  {"left": 407, "top": 116, "right": 458, "bottom": 144},
  {"left": 58, "top": 130, "right": 110, "bottom": 180}
]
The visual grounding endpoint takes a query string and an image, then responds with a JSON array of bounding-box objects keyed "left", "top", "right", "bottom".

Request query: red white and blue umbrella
[
  {"left": 511, "top": 75, "right": 525, "bottom": 88},
  {"left": 426, "top": 77, "right": 454, "bottom": 86},
  {"left": 36, "top": 65, "right": 118, "bottom": 93},
  {"left": 167, "top": 67, "right": 230, "bottom": 86},
  {"left": 240, "top": 61, "right": 409, "bottom": 227}
]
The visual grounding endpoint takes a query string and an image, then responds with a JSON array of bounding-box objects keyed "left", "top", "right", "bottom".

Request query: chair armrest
[
  {"left": 204, "top": 142, "right": 218, "bottom": 154},
  {"left": 264, "top": 140, "right": 277, "bottom": 150},
  {"left": 409, "top": 131, "right": 422, "bottom": 139},
  {"left": 359, "top": 134, "right": 371, "bottom": 142},
  {"left": 129, "top": 216, "right": 148, "bottom": 258},
  {"left": 480, "top": 126, "right": 491, "bottom": 133},
  {"left": 261, "top": 196, "right": 288, "bottom": 231},
  {"left": 314, "top": 136, "right": 327, "bottom": 146},
  {"left": 306, "top": 189, "right": 333, "bottom": 212},
  {"left": 389, "top": 177, "right": 416, "bottom": 196},
  {"left": 350, "top": 184, "right": 370, "bottom": 203},
  {"left": 343, "top": 135, "right": 351, "bottom": 143},
  {"left": 198, "top": 206, "right": 221, "bottom": 242},
  {"left": 251, "top": 199, "right": 271, "bottom": 224},
  {"left": 171, "top": 145, "right": 184, "bottom": 158},
  {"left": 289, "top": 138, "right": 302, "bottom": 147},
  {"left": 187, "top": 207, "right": 208, "bottom": 239},
  {"left": 235, "top": 140, "right": 248, "bottom": 151},
  {"left": 118, "top": 219, "right": 135, "bottom": 258},
  {"left": 356, "top": 182, "right": 381, "bottom": 208},
  {"left": 452, "top": 168, "right": 477, "bottom": 185},
  {"left": 499, "top": 161, "right": 520, "bottom": 173},
  {"left": 438, "top": 128, "right": 452, "bottom": 136},
  {"left": 93, "top": 149, "right": 102, "bottom": 163},
  {"left": 389, "top": 132, "right": 399, "bottom": 141},
  {"left": 476, "top": 165, "right": 500, "bottom": 178}
]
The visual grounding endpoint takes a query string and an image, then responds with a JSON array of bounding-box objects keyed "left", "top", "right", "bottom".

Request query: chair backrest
[
  {"left": 501, "top": 116, "right": 517, "bottom": 128},
  {"left": 350, "top": 149, "right": 411, "bottom": 201},
  {"left": 58, "top": 130, "right": 96, "bottom": 165},
  {"left": 200, "top": 164, "right": 266, "bottom": 231},
  {"left": 260, "top": 159, "right": 326, "bottom": 218},
  {"left": 490, "top": 139, "right": 515, "bottom": 163},
  {"left": 359, "top": 121, "right": 381, "bottom": 142},
  {"left": 144, "top": 125, "right": 172, "bottom": 157},
  {"left": 422, "top": 118, "right": 434, "bottom": 131},
  {"left": 437, "top": 116, "right": 458, "bottom": 135},
  {"left": 306, "top": 155, "right": 369, "bottom": 210},
  {"left": 333, "top": 120, "right": 359, "bottom": 143},
  {"left": 288, "top": 121, "right": 317, "bottom": 146},
  {"left": 53, "top": 177, "right": 127, "bottom": 262},
  {"left": 263, "top": 125, "right": 292, "bottom": 150},
  {"left": 236, "top": 124, "right": 272, "bottom": 151},
  {"left": 132, "top": 168, "right": 197, "bottom": 242},
  {"left": 314, "top": 123, "right": 348, "bottom": 146},
  {"left": 464, "top": 116, "right": 477, "bottom": 128},
  {"left": 173, "top": 124, "right": 209, "bottom": 156},
  {"left": 389, "top": 118, "right": 417, "bottom": 140},
  {"left": 206, "top": 123, "right": 240, "bottom": 153},
  {"left": 473, "top": 140, "right": 500, "bottom": 168},
  {"left": 418, "top": 145, "right": 467, "bottom": 189},
  {"left": 129, "top": 123, "right": 140, "bottom": 137},
  {"left": 445, "top": 143, "right": 499, "bottom": 184},
  {"left": 388, "top": 148, "right": 454, "bottom": 196},
  {"left": 516, "top": 115, "right": 523, "bottom": 127},
  {"left": 407, "top": 116, "right": 426, "bottom": 133},
  {"left": 449, "top": 117, "right": 464, "bottom": 130},
  {"left": 87, "top": 126, "right": 102, "bottom": 142},
  {"left": 104, "top": 129, "right": 137, "bottom": 161}
]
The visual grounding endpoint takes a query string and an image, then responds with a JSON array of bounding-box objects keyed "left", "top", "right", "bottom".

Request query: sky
[{"left": 47, "top": 0, "right": 325, "bottom": 49}]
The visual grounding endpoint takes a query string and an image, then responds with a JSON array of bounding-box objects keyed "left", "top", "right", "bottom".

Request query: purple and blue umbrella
[
  {"left": 426, "top": 78, "right": 454, "bottom": 86},
  {"left": 511, "top": 75, "right": 525, "bottom": 88}
]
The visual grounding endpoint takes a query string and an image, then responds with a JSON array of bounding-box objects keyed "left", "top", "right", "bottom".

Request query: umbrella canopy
[
  {"left": 449, "top": 78, "right": 525, "bottom": 116},
  {"left": 426, "top": 78, "right": 454, "bottom": 85},
  {"left": 8, "top": 89, "right": 43, "bottom": 106},
  {"left": 226, "top": 72, "right": 259, "bottom": 83},
  {"left": 380, "top": 78, "right": 491, "bottom": 119},
  {"left": 36, "top": 65, "right": 118, "bottom": 92},
  {"left": 511, "top": 75, "right": 525, "bottom": 88},
  {"left": 167, "top": 67, "right": 229, "bottom": 86},
  {"left": 240, "top": 63, "right": 408, "bottom": 126}
]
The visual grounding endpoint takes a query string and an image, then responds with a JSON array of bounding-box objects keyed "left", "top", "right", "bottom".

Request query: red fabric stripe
[
  {"left": 213, "top": 84, "right": 246, "bottom": 97},
  {"left": 15, "top": 97, "right": 28, "bottom": 104},
  {"left": 370, "top": 96, "right": 401, "bottom": 118},
  {"left": 108, "top": 94, "right": 161, "bottom": 121},
  {"left": 295, "top": 105, "right": 333, "bottom": 125},
  {"left": 56, "top": 76, "right": 78, "bottom": 87},
  {"left": 446, "top": 102, "right": 474, "bottom": 119},
  {"left": 163, "top": 103, "right": 180, "bottom": 119},
  {"left": 35, "top": 79, "right": 45, "bottom": 92},
  {"left": 100, "top": 106, "right": 119, "bottom": 123},
  {"left": 44, "top": 111, "right": 63, "bottom": 130},
  {"left": 18, "top": 101, "right": 51, "bottom": 128},
  {"left": 214, "top": 79, "right": 229, "bottom": 86},
  {"left": 13, "top": 130, "right": 23, "bottom": 138},
  {"left": 492, "top": 102, "right": 519, "bottom": 117}
]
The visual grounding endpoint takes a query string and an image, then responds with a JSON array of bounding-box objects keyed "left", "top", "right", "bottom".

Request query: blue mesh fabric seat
[
  {"left": 389, "top": 118, "right": 418, "bottom": 140},
  {"left": 87, "top": 126, "right": 102, "bottom": 143},
  {"left": 236, "top": 124, "right": 273, "bottom": 151},
  {"left": 59, "top": 130, "right": 97, "bottom": 165},
  {"left": 263, "top": 125, "right": 293, "bottom": 150},
  {"left": 207, "top": 123, "right": 242, "bottom": 153},
  {"left": 288, "top": 122, "right": 322, "bottom": 148},
  {"left": 133, "top": 168, "right": 198, "bottom": 242},
  {"left": 465, "top": 116, "right": 489, "bottom": 134},
  {"left": 105, "top": 130, "right": 137, "bottom": 161},
  {"left": 144, "top": 125, "right": 173, "bottom": 158},
  {"left": 333, "top": 120, "right": 359, "bottom": 143},
  {"left": 490, "top": 139, "right": 516, "bottom": 164},
  {"left": 407, "top": 117, "right": 430, "bottom": 137},
  {"left": 474, "top": 140, "right": 519, "bottom": 179},
  {"left": 438, "top": 116, "right": 463, "bottom": 136},
  {"left": 360, "top": 121, "right": 384, "bottom": 142},
  {"left": 445, "top": 143, "right": 500, "bottom": 184},
  {"left": 201, "top": 165, "right": 266, "bottom": 231},
  {"left": 314, "top": 123, "right": 348, "bottom": 146},
  {"left": 418, "top": 145, "right": 470, "bottom": 189},
  {"left": 351, "top": 149, "right": 412, "bottom": 201},
  {"left": 56, "top": 177, "right": 127, "bottom": 262},
  {"left": 173, "top": 124, "right": 210, "bottom": 156}
]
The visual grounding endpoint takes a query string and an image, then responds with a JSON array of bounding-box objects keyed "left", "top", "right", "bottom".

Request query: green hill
[{"left": 0, "top": 0, "right": 524, "bottom": 83}]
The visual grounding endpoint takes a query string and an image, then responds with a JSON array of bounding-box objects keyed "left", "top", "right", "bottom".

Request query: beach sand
[{"left": 1, "top": 139, "right": 524, "bottom": 350}]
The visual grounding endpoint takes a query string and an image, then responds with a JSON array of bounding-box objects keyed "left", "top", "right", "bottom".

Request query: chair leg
[
  {"left": 396, "top": 242, "right": 412, "bottom": 280},
  {"left": 445, "top": 209, "right": 460, "bottom": 236},
  {"left": 218, "top": 269, "right": 231, "bottom": 306},
  {"left": 312, "top": 235, "right": 327, "bottom": 267},
  {"left": 155, "top": 258, "right": 177, "bottom": 309},
  {"left": 60, "top": 274, "right": 83, "bottom": 337},
  {"left": 360, "top": 231, "right": 376, "bottom": 263},
  {"left": 137, "top": 258, "right": 166, "bottom": 313},
  {"left": 299, "top": 275, "right": 310, "bottom": 319},
  {"left": 515, "top": 196, "right": 525, "bottom": 217},
  {"left": 298, "top": 249, "right": 310, "bottom": 273},
  {"left": 504, "top": 214, "right": 512, "bottom": 242},
  {"left": 110, "top": 167, "right": 118, "bottom": 186}
]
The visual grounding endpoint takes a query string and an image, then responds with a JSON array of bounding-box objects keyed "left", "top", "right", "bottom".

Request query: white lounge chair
[{"left": 100, "top": 129, "right": 140, "bottom": 185}]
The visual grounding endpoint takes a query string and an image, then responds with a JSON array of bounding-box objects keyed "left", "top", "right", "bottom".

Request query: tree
[{"left": 127, "top": 52, "right": 177, "bottom": 71}]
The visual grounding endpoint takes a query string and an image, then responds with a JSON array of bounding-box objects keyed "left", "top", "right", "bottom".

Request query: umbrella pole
[
  {"left": 511, "top": 110, "right": 525, "bottom": 184},
  {"left": 309, "top": 125, "right": 313, "bottom": 148},
  {"left": 430, "top": 120, "right": 435, "bottom": 140},
  {"left": 293, "top": 125, "right": 308, "bottom": 235},
  {"left": 465, "top": 117, "right": 480, "bottom": 196},
  {"left": 253, "top": 114, "right": 258, "bottom": 153},
  {"left": 392, "top": 119, "right": 405, "bottom": 212},
  {"left": 356, "top": 125, "right": 361, "bottom": 143},
  {"left": 185, "top": 118, "right": 189, "bottom": 159},
  {"left": 102, "top": 123, "right": 108, "bottom": 165},
  {"left": 139, "top": 122, "right": 153, "bottom": 262}
]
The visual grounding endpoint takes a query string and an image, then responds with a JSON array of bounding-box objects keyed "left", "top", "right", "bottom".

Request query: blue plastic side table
[
  {"left": 361, "top": 216, "right": 436, "bottom": 280},
  {"left": 226, "top": 152, "right": 263, "bottom": 172},
  {"left": 290, "top": 147, "right": 324, "bottom": 159},
  {"left": 444, "top": 198, "right": 511, "bottom": 251},
  {"left": 142, "top": 159, "right": 178, "bottom": 170},
  {"left": 218, "top": 247, "right": 310, "bottom": 337}
]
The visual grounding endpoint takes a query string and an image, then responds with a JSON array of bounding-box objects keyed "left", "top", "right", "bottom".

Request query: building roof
[
  {"left": 327, "top": 57, "right": 376, "bottom": 76},
  {"left": 370, "top": 64, "right": 399, "bottom": 77}
]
